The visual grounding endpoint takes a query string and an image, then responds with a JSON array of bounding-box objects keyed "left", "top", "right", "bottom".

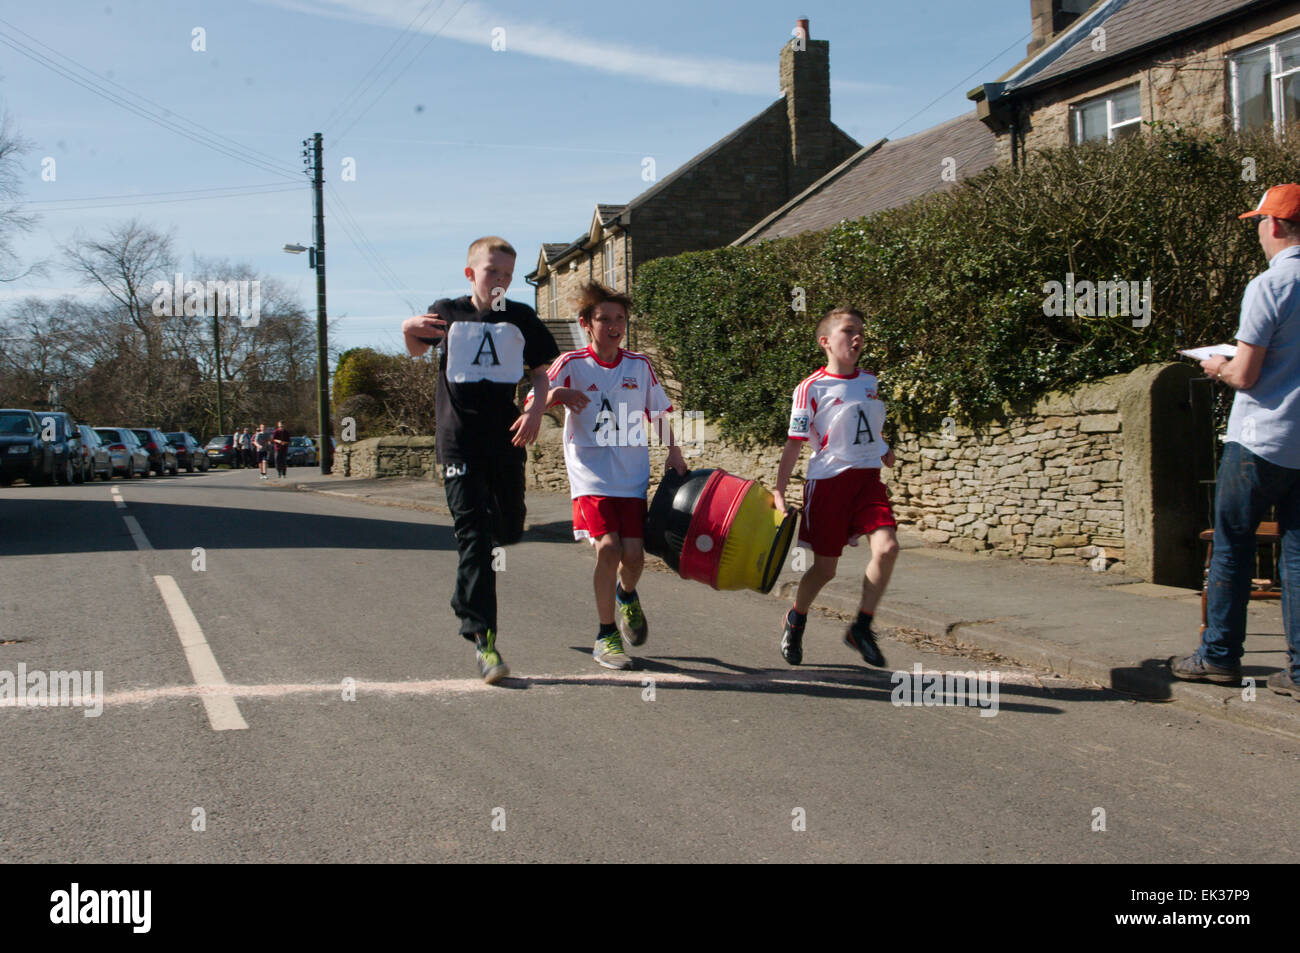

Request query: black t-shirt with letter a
[{"left": 430, "top": 295, "right": 559, "bottom": 464}]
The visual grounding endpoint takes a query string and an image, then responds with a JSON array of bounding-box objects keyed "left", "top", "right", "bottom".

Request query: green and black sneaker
[
  {"left": 615, "top": 582, "right": 648, "bottom": 646},
  {"left": 474, "top": 630, "right": 509, "bottom": 684}
]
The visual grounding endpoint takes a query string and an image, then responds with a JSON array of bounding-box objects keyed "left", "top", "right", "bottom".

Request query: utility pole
[
  {"left": 213, "top": 313, "right": 224, "bottom": 437},
  {"left": 305, "top": 132, "right": 333, "bottom": 474}
]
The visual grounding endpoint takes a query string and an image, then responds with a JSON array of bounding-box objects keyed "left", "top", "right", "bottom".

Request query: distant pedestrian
[
  {"left": 254, "top": 423, "right": 270, "bottom": 480},
  {"left": 272, "top": 420, "right": 290, "bottom": 478},
  {"left": 1173, "top": 184, "right": 1300, "bottom": 699},
  {"left": 238, "top": 428, "right": 252, "bottom": 468}
]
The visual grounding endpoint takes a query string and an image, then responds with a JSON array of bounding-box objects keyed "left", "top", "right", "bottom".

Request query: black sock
[
  {"left": 787, "top": 608, "right": 806, "bottom": 627},
  {"left": 855, "top": 611, "right": 874, "bottom": 630},
  {"left": 598, "top": 622, "right": 617, "bottom": 637},
  {"left": 616, "top": 585, "right": 636, "bottom": 604}
]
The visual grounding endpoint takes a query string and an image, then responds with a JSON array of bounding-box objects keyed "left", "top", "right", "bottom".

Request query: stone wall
[
  {"left": 336, "top": 436, "right": 439, "bottom": 480},
  {"left": 524, "top": 362, "right": 1207, "bottom": 585}
]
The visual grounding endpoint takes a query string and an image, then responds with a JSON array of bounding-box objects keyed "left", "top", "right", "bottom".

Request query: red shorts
[
  {"left": 799, "top": 467, "right": 896, "bottom": 558},
  {"left": 572, "top": 495, "right": 647, "bottom": 542}
]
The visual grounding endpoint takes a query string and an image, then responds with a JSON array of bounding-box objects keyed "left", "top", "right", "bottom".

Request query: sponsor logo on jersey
[
  {"left": 621, "top": 377, "right": 639, "bottom": 389},
  {"left": 587, "top": 383, "right": 599, "bottom": 391}
]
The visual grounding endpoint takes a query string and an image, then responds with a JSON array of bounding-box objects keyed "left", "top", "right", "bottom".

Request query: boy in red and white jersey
[
  {"left": 527, "top": 281, "right": 687, "bottom": 669},
  {"left": 772, "top": 306, "right": 899, "bottom": 668}
]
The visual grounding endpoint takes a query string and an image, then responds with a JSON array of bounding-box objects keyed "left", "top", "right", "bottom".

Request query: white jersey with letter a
[
  {"left": 535, "top": 347, "right": 672, "bottom": 499},
  {"left": 788, "top": 367, "right": 889, "bottom": 480}
]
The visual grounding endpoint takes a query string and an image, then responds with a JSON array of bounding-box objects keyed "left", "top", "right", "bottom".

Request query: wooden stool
[{"left": 1199, "top": 521, "right": 1283, "bottom": 633}]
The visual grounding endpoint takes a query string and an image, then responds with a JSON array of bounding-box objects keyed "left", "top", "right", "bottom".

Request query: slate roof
[
  {"left": 734, "top": 112, "right": 996, "bottom": 245},
  {"left": 992, "top": 0, "right": 1284, "bottom": 97}
]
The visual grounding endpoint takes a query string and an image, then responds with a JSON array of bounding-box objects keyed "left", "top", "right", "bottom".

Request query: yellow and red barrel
[{"left": 646, "top": 468, "right": 796, "bottom": 593}]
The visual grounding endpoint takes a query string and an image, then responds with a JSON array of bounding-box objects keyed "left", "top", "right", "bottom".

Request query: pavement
[{"left": 285, "top": 470, "right": 1300, "bottom": 742}]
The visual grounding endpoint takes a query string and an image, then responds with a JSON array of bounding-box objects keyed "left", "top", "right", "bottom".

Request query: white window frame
[
  {"left": 1071, "top": 85, "right": 1143, "bottom": 144},
  {"left": 603, "top": 236, "right": 617, "bottom": 289},
  {"left": 1230, "top": 29, "right": 1300, "bottom": 137},
  {"left": 548, "top": 279, "right": 558, "bottom": 321}
]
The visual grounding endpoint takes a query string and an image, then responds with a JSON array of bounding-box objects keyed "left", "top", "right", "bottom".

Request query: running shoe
[
  {"left": 844, "top": 622, "right": 886, "bottom": 668},
  {"left": 615, "top": 582, "right": 648, "bottom": 646},
  {"left": 781, "top": 610, "right": 804, "bottom": 665},
  {"left": 594, "top": 632, "right": 633, "bottom": 670},
  {"left": 474, "top": 630, "right": 509, "bottom": 684}
]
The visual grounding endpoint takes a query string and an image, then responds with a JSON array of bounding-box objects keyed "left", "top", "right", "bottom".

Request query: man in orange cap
[{"left": 1172, "top": 184, "right": 1300, "bottom": 698}]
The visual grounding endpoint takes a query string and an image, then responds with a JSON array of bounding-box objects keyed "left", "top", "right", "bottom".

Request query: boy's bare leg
[
  {"left": 793, "top": 553, "right": 839, "bottom": 614},
  {"left": 617, "top": 537, "right": 645, "bottom": 594},
  {"left": 860, "top": 526, "right": 900, "bottom": 615},
  {"left": 592, "top": 532, "right": 622, "bottom": 625}
]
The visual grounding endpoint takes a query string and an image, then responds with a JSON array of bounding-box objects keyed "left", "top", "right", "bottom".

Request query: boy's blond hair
[
  {"left": 467, "top": 235, "right": 517, "bottom": 264},
  {"left": 816, "top": 306, "right": 864, "bottom": 343}
]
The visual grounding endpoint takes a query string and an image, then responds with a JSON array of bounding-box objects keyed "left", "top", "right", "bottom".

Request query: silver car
[
  {"left": 93, "top": 427, "right": 150, "bottom": 478},
  {"left": 77, "top": 424, "right": 113, "bottom": 481}
]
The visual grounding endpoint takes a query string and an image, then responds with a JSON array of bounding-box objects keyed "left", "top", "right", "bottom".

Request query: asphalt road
[{"left": 1, "top": 469, "right": 1297, "bottom": 863}]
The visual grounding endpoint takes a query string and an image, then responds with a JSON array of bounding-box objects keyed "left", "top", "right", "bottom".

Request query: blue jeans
[{"left": 1201, "top": 441, "right": 1300, "bottom": 678}]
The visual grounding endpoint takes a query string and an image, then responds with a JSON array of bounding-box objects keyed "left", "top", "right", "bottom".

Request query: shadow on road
[
  {"left": 529, "top": 648, "right": 1080, "bottom": 713},
  {"left": 0, "top": 495, "right": 457, "bottom": 556}
]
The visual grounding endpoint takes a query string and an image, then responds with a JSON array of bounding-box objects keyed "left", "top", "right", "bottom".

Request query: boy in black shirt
[{"left": 403, "top": 236, "right": 558, "bottom": 683}]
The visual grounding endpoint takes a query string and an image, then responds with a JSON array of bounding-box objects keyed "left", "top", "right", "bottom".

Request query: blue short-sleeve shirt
[{"left": 1225, "top": 245, "right": 1300, "bottom": 469}]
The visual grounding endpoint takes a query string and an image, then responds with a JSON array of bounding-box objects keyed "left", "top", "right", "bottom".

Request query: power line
[
  {"left": 882, "top": 31, "right": 1033, "bottom": 139},
  {"left": 333, "top": 0, "right": 471, "bottom": 146},
  {"left": 0, "top": 23, "right": 301, "bottom": 182},
  {"left": 319, "top": 0, "right": 448, "bottom": 135},
  {"left": 21, "top": 182, "right": 298, "bottom": 206},
  {"left": 325, "top": 183, "right": 419, "bottom": 303},
  {"left": 324, "top": 188, "right": 419, "bottom": 313},
  {"left": 24, "top": 185, "right": 303, "bottom": 213}
]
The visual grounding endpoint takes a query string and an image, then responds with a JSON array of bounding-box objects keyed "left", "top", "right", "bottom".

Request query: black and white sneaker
[
  {"left": 844, "top": 622, "right": 886, "bottom": 668},
  {"left": 781, "top": 609, "right": 804, "bottom": 666}
]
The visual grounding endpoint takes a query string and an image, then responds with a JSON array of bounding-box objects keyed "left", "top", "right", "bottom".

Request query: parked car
[
  {"left": 166, "top": 432, "right": 209, "bottom": 473},
  {"left": 287, "top": 436, "right": 317, "bottom": 467},
  {"left": 204, "top": 434, "right": 238, "bottom": 468},
  {"left": 0, "top": 409, "right": 56, "bottom": 486},
  {"left": 77, "top": 424, "right": 113, "bottom": 481},
  {"left": 132, "top": 428, "right": 179, "bottom": 476},
  {"left": 37, "top": 411, "right": 86, "bottom": 485},
  {"left": 94, "top": 427, "right": 150, "bottom": 479}
]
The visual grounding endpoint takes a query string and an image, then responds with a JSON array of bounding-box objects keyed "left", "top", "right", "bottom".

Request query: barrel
[{"left": 645, "top": 468, "right": 797, "bottom": 594}]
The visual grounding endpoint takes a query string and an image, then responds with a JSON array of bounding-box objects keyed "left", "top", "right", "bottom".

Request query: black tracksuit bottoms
[{"left": 442, "top": 457, "right": 527, "bottom": 640}]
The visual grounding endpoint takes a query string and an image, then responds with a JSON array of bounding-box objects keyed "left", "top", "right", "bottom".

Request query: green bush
[{"left": 635, "top": 125, "right": 1299, "bottom": 444}]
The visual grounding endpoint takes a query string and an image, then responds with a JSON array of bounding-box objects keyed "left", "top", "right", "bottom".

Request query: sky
[{"left": 0, "top": 0, "right": 1034, "bottom": 359}]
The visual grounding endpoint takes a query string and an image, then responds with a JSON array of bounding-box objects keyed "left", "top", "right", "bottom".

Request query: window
[
  {"left": 1071, "top": 85, "right": 1142, "bottom": 144},
  {"left": 548, "top": 279, "right": 558, "bottom": 321},
  {"left": 603, "top": 237, "right": 617, "bottom": 289},
  {"left": 1231, "top": 31, "right": 1300, "bottom": 136}
]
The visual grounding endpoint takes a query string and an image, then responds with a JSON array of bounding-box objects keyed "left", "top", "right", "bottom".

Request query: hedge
[{"left": 634, "top": 125, "right": 1299, "bottom": 445}]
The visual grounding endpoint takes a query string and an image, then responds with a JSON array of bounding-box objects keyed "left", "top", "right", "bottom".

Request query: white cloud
[{"left": 259, "top": 0, "right": 891, "bottom": 96}]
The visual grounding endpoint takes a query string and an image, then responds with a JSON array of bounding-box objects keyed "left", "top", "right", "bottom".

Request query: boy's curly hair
[{"left": 576, "top": 281, "right": 632, "bottom": 322}]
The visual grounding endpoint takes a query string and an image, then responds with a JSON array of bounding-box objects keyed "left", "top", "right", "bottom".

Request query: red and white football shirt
[
  {"left": 533, "top": 347, "right": 672, "bottom": 499},
  {"left": 788, "top": 367, "right": 889, "bottom": 480}
]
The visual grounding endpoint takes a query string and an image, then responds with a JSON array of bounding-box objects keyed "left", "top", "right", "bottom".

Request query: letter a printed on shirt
[{"left": 446, "top": 322, "right": 525, "bottom": 383}]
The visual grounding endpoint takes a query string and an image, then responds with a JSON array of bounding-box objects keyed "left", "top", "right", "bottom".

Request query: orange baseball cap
[{"left": 1239, "top": 183, "right": 1300, "bottom": 220}]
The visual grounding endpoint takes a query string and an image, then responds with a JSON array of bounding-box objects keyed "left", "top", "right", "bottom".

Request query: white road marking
[
  {"left": 0, "top": 667, "right": 1045, "bottom": 712},
  {"left": 122, "top": 515, "right": 151, "bottom": 550},
  {"left": 111, "top": 487, "right": 125, "bottom": 509},
  {"left": 153, "top": 575, "right": 248, "bottom": 731}
]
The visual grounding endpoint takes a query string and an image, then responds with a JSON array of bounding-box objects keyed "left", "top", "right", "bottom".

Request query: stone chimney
[
  {"left": 780, "top": 18, "right": 834, "bottom": 195},
  {"left": 1027, "top": 0, "right": 1090, "bottom": 55}
]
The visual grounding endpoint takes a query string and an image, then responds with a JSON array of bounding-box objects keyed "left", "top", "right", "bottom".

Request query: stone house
[
  {"left": 526, "top": 18, "right": 860, "bottom": 347},
  {"left": 732, "top": 110, "right": 997, "bottom": 245},
  {"left": 971, "top": 0, "right": 1300, "bottom": 163}
]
